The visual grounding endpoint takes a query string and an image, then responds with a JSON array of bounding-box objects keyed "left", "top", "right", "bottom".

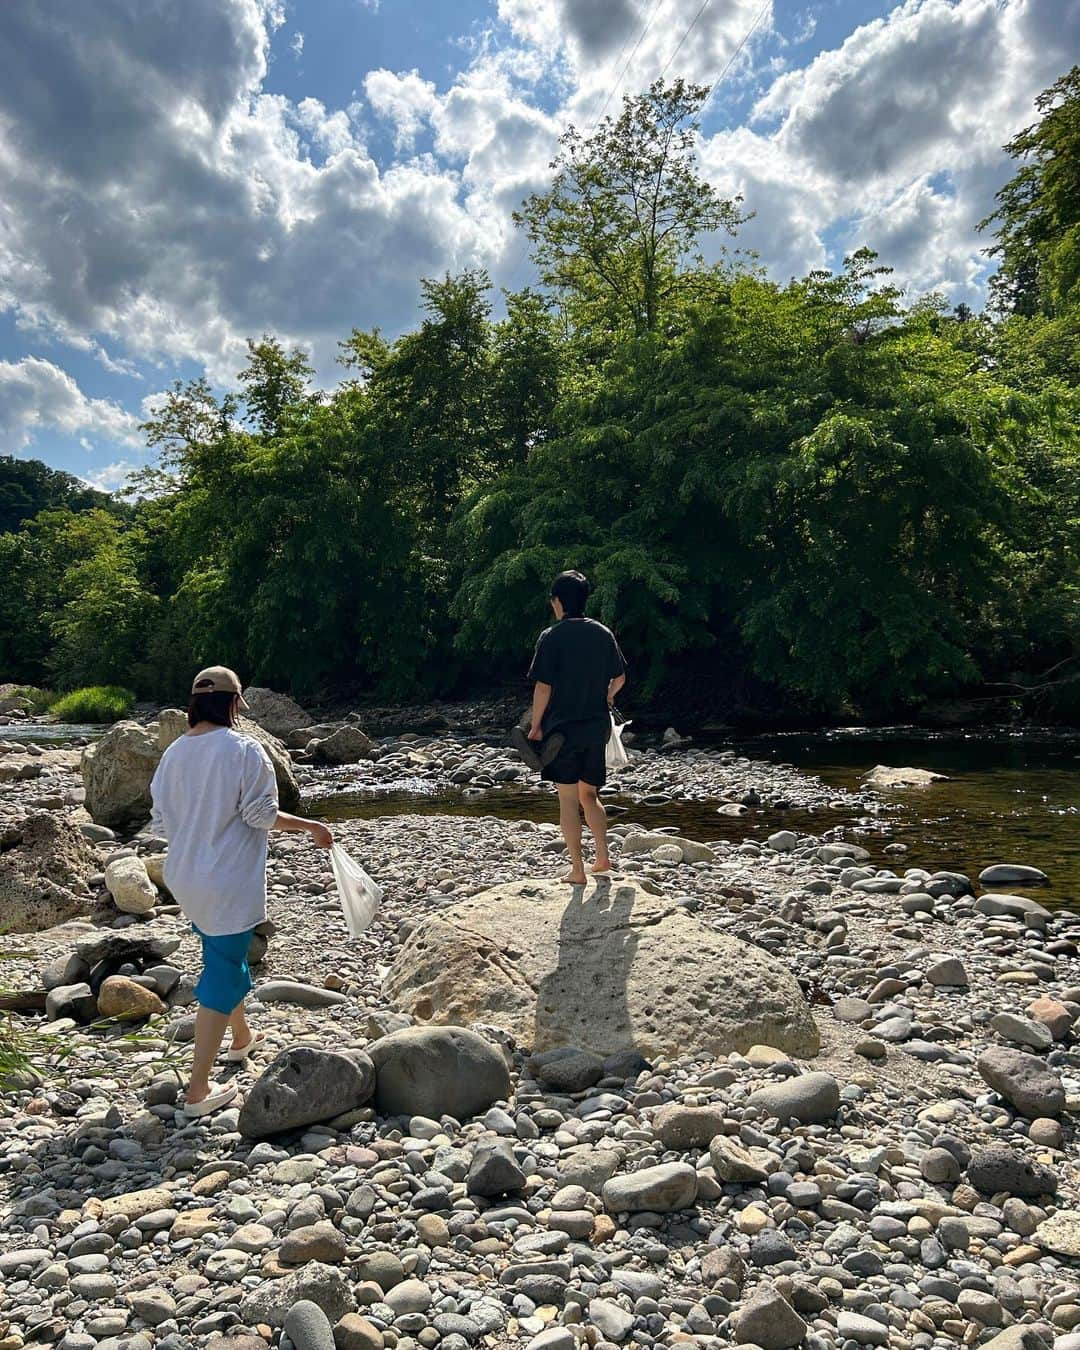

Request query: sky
[{"left": 1, "top": 0, "right": 1078, "bottom": 489}]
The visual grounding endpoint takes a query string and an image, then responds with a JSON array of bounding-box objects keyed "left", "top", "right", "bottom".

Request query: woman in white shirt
[{"left": 151, "top": 666, "right": 332, "bottom": 1117}]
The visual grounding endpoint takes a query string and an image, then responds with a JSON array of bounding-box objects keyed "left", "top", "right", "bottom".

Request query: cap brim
[{"left": 237, "top": 694, "right": 250, "bottom": 710}]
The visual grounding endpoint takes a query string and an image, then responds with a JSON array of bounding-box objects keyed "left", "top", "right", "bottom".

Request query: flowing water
[
  {"left": 315, "top": 727, "right": 1080, "bottom": 909},
  {"left": 8, "top": 720, "right": 1078, "bottom": 906}
]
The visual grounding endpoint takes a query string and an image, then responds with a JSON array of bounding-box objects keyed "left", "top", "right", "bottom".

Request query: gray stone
[
  {"left": 284, "top": 1300, "right": 336, "bottom": 1350},
  {"left": 710, "top": 1137, "right": 768, "bottom": 1183},
  {"left": 977, "top": 1047, "right": 1065, "bottom": 1119},
  {"left": 240, "top": 1261, "right": 354, "bottom": 1327},
  {"left": 239, "top": 1047, "right": 375, "bottom": 1137},
  {"left": 620, "top": 832, "right": 716, "bottom": 864},
  {"left": 254, "top": 980, "right": 348, "bottom": 1008},
  {"left": 532, "top": 1047, "right": 605, "bottom": 1093},
  {"left": 747, "top": 1072, "right": 840, "bottom": 1125},
  {"left": 602, "top": 1162, "right": 697, "bottom": 1213},
  {"left": 368, "top": 1025, "right": 510, "bottom": 1120},
  {"left": 979, "top": 864, "right": 1048, "bottom": 886},
  {"left": 588, "top": 1299, "right": 633, "bottom": 1342},
  {"left": 991, "top": 1012, "right": 1053, "bottom": 1051},
  {"left": 732, "top": 1283, "right": 807, "bottom": 1350},
  {"left": 974, "top": 893, "right": 1052, "bottom": 926},
  {"left": 967, "top": 1146, "right": 1057, "bottom": 1198},
  {"left": 46, "top": 981, "right": 97, "bottom": 1022},
  {"left": 978, "top": 1329, "right": 1053, "bottom": 1350},
  {"left": 309, "top": 725, "right": 375, "bottom": 765},
  {"left": 466, "top": 1141, "right": 527, "bottom": 1196},
  {"left": 837, "top": 1312, "right": 889, "bottom": 1345},
  {"left": 926, "top": 955, "right": 967, "bottom": 986},
  {"left": 652, "top": 1103, "right": 726, "bottom": 1150},
  {"left": 242, "top": 686, "right": 314, "bottom": 738}
]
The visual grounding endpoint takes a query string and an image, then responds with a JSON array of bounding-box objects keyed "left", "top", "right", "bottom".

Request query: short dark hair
[
  {"left": 551, "top": 570, "right": 590, "bottom": 617},
  {"left": 187, "top": 691, "right": 239, "bottom": 729}
]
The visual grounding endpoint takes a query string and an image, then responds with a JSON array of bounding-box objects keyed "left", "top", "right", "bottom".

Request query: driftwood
[{"left": 0, "top": 990, "right": 46, "bottom": 1012}]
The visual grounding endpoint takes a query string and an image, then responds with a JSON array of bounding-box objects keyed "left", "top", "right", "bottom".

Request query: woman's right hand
[{"left": 307, "top": 821, "right": 333, "bottom": 849}]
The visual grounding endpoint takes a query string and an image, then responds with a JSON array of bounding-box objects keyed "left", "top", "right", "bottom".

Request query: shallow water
[
  {"left": 0, "top": 722, "right": 99, "bottom": 746},
  {"left": 315, "top": 727, "right": 1080, "bottom": 909}
]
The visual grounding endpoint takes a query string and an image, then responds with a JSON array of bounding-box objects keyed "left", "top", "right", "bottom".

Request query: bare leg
[
  {"left": 188, "top": 1005, "right": 231, "bottom": 1104},
  {"left": 557, "top": 783, "right": 586, "bottom": 884},
  {"left": 227, "top": 1002, "right": 253, "bottom": 1053},
  {"left": 579, "top": 784, "right": 610, "bottom": 872}
]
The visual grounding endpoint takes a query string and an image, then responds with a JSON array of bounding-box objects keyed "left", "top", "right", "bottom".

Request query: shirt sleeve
[
  {"left": 527, "top": 629, "right": 557, "bottom": 685},
  {"left": 238, "top": 742, "right": 279, "bottom": 830},
  {"left": 148, "top": 764, "right": 168, "bottom": 840},
  {"left": 608, "top": 634, "right": 628, "bottom": 680}
]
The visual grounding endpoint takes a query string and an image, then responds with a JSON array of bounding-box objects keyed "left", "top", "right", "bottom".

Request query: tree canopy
[{"left": 2, "top": 76, "right": 1077, "bottom": 721}]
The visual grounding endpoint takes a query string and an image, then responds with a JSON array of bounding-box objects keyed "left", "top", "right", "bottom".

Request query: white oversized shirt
[{"left": 149, "top": 728, "right": 279, "bottom": 936}]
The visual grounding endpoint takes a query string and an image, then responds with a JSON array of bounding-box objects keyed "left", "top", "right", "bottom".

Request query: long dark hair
[{"left": 187, "top": 691, "right": 239, "bottom": 728}]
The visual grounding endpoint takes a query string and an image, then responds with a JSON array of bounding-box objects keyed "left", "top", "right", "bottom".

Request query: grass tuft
[
  {"left": 50, "top": 686, "right": 136, "bottom": 724},
  {"left": 8, "top": 687, "right": 58, "bottom": 715}
]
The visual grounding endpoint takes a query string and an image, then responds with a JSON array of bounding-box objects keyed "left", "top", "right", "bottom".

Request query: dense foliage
[
  {"left": 0, "top": 455, "right": 118, "bottom": 534},
  {"left": 50, "top": 686, "right": 136, "bottom": 724},
  {"left": 1, "top": 74, "right": 1077, "bottom": 720}
]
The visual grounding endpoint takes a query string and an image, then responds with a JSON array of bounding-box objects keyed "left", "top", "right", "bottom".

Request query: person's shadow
[{"left": 533, "top": 877, "right": 639, "bottom": 1054}]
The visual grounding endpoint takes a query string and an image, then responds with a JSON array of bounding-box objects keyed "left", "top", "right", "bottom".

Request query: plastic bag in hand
[{"left": 331, "top": 844, "right": 383, "bottom": 936}]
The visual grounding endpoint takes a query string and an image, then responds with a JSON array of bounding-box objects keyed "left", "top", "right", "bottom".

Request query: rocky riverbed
[{"left": 0, "top": 710, "right": 1077, "bottom": 1350}]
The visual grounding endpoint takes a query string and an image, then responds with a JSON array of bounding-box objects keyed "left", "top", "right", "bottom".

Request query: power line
[
  {"left": 657, "top": 0, "right": 716, "bottom": 83},
  {"left": 587, "top": 0, "right": 668, "bottom": 134},
  {"left": 698, "top": 0, "right": 771, "bottom": 100}
]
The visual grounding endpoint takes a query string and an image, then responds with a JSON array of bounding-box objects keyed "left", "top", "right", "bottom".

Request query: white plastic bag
[
  {"left": 605, "top": 713, "right": 631, "bottom": 771},
  {"left": 331, "top": 844, "right": 383, "bottom": 937}
]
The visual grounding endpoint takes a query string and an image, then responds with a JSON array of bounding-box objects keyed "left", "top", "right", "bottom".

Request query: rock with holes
[
  {"left": 239, "top": 1047, "right": 375, "bottom": 1138},
  {"left": 381, "top": 877, "right": 819, "bottom": 1059},
  {"left": 0, "top": 813, "right": 101, "bottom": 933}
]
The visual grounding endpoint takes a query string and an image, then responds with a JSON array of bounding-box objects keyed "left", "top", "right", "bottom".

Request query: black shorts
[{"left": 542, "top": 741, "right": 607, "bottom": 788}]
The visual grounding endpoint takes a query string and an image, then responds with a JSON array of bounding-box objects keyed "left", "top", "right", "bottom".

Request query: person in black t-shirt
[{"left": 512, "top": 570, "right": 627, "bottom": 885}]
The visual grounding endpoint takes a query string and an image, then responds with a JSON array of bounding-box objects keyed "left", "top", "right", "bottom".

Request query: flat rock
[
  {"left": 747, "top": 1072, "right": 840, "bottom": 1124},
  {"left": 620, "top": 832, "right": 716, "bottom": 864},
  {"left": 368, "top": 1025, "right": 510, "bottom": 1120},
  {"left": 979, "top": 864, "right": 1048, "bottom": 885},
  {"left": 1035, "top": 1210, "right": 1080, "bottom": 1257},
  {"left": 254, "top": 980, "right": 348, "bottom": 1008},
  {"left": 974, "top": 893, "right": 1052, "bottom": 926},
  {"left": 602, "top": 1162, "right": 697, "bottom": 1213},
  {"left": 864, "top": 765, "right": 947, "bottom": 788},
  {"left": 381, "top": 877, "right": 820, "bottom": 1059},
  {"left": 991, "top": 1012, "right": 1053, "bottom": 1051},
  {"left": 977, "top": 1046, "right": 1065, "bottom": 1119}
]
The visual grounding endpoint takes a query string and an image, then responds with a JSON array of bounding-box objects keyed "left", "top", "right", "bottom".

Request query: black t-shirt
[{"left": 528, "top": 617, "right": 627, "bottom": 748}]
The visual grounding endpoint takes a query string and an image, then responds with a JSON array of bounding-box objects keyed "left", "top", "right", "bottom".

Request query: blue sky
[{"left": 1, "top": 0, "right": 1076, "bottom": 487}]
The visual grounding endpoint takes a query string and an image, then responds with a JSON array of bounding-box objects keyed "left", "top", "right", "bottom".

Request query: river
[{"left": 6, "top": 720, "right": 1078, "bottom": 906}]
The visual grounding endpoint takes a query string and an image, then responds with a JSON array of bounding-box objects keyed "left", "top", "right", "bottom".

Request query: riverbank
[{"left": 0, "top": 721, "right": 1078, "bottom": 1350}]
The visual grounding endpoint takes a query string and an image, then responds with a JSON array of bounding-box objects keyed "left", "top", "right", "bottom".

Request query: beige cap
[{"left": 191, "top": 666, "right": 249, "bottom": 708}]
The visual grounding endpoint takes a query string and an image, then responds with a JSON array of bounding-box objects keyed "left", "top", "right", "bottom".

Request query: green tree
[
  {"left": 516, "top": 78, "right": 744, "bottom": 337},
  {"left": 981, "top": 65, "right": 1080, "bottom": 317},
  {"left": 238, "top": 336, "right": 317, "bottom": 436}
]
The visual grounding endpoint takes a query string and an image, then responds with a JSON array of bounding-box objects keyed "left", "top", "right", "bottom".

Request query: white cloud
[
  {"left": 290, "top": 31, "right": 304, "bottom": 58},
  {"left": 0, "top": 357, "right": 143, "bottom": 452},
  {"left": 80, "top": 459, "right": 142, "bottom": 492},
  {"left": 364, "top": 69, "right": 439, "bottom": 150},
  {"left": 699, "top": 0, "right": 1080, "bottom": 306},
  {"left": 0, "top": 0, "right": 1078, "bottom": 469}
]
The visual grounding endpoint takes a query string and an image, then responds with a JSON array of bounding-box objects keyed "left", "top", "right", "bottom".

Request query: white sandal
[
  {"left": 182, "top": 1080, "right": 239, "bottom": 1118},
  {"left": 224, "top": 1030, "right": 266, "bottom": 1063}
]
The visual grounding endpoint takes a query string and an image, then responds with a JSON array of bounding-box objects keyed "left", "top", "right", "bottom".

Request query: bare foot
[
  {"left": 592, "top": 859, "right": 612, "bottom": 875},
  {"left": 560, "top": 869, "right": 587, "bottom": 885}
]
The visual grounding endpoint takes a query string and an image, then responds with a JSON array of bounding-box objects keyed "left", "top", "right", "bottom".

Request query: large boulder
[
  {"left": 82, "top": 720, "right": 163, "bottom": 828},
  {"left": 83, "top": 712, "right": 300, "bottom": 828},
  {"left": 309, "top": 725, "right": 375, "bottom": 765},
  {"left": 368, "top": 1026, "right": 511, "bottom": 1120},
  {"left": 239, "top": 1047, "right": 375, "bottom": 1138},
  {"left": 242, "top": 687, "right": 314, "bottom": 739},
  {"left": 381, "top": 878, "right": 819, "bottom": 1060},
  {"left": 864, "top": 765, "right": 947, "bottom": 788},
  {"left": 0, "top": 813, "right": 101, "bottom": 933}
]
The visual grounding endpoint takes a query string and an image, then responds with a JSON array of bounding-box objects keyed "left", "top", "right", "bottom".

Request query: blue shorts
[{"left": 193, "top": 926, "right": 255, "bottom": 1014}]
